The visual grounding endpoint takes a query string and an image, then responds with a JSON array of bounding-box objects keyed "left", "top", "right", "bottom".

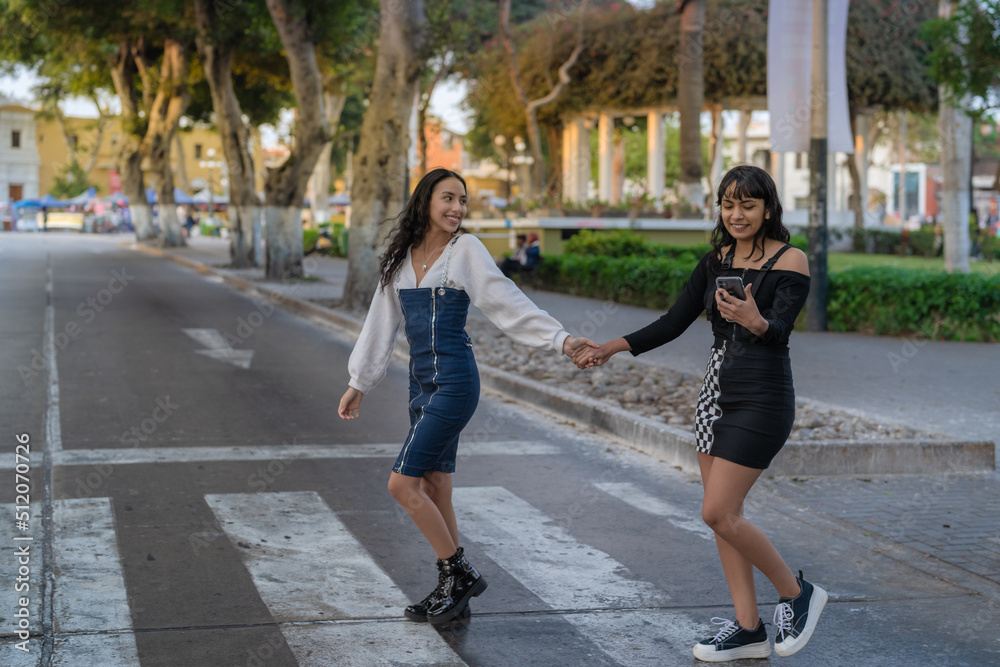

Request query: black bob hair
[{"left": 709, "top": 165, "right": 790, "bottom": 263}]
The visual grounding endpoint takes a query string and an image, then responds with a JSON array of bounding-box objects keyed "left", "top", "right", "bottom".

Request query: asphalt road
[{"left": 1, "top": 233, "right": 998, "bottom": 666}]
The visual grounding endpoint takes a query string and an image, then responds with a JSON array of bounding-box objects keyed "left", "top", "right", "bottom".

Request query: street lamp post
[{"left": 511, "top": 136, "right": 535, "bottom": 201}]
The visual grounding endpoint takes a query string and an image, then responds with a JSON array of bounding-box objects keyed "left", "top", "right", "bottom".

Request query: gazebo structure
[{"left": 561, "top": 99, "right": 765, "bottom": 209}]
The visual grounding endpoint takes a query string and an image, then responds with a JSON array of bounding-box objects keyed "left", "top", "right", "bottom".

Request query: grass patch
[{"left": 828, "top": 253, "right": 999, "bottom": 276}]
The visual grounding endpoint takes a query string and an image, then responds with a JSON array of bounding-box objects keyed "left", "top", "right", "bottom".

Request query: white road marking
[
  {"left": 0, "top": 504, "right": 42, "bottom": 663},
  {"left": 455, "top": 487, "right": 710, "bottom": 665},
  {"left": 1, "top": 499, "right": 142, "bottom": 666},
  {"left": 280, "top": 622, "right": 466, "bottom": 667},
  {"left": 46, "top": 264, "right": 62, "bottom": 454},
  {"left": 205, "top": 491, "right": 465, "bottom": 665},
  {"left": 0, "top": 440, "right": 559, "bottom": 470},
  {"left": 453, "top": 486, "right": 666, "bottom": 610},
  {"left": 183, "top": 328, "right": 253, "bottom": 369},
  {"left": 51, "top": 498, "right": 137, "bottom": 640},
  {"left": 595, "top": 482, "right": 714, "bottom": 541}
]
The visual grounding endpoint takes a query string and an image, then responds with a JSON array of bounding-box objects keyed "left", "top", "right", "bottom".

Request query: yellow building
[{"left": 35, "top": 115, "right": 230, "bottom": 198}]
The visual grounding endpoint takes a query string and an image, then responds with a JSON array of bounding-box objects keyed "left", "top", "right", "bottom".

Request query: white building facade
[{"left": 0, "top": 102, "right": 42, "bottom": 205}]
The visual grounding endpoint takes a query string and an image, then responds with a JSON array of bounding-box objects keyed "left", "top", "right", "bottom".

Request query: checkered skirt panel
[{"left": 695, "top": 346, "right": 725, "bottom": 455}]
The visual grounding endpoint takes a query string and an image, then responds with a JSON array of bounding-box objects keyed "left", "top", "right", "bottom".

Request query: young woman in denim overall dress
[
  {"left": 339, "top": 169, "right": 595, "bottom": 624},
  {"left": 575, "top": 166, "right": 828, "bottom": 662}
]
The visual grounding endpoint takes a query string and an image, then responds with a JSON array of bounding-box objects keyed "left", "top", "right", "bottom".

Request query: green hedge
[
  {"left": 538, "top": 253, "right": 698, "bottom": 310},
  {"left": 828, "top": 267, "right": 1000, "bottom": 341},
  {"left": 536, "top": 231, "right": 1000, "bottom": 341},
  {"left": 564, "top": 229, "right": 711, "bottom": 262}
]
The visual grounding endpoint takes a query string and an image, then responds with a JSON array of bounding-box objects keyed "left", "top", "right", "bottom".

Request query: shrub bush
[
  {"left": 538, "top": 253, "right": 698, "bottom": 310},
  {"left": 563, "top": 229, "right": 711, "bottom": 262},
  {"left": 303, "top": 227, "right": 319, "bottom": 253},
  {"left": 539, "top": 241, "right": 1000, "bottom": 341},
  {"left": 907, "top": 229, "right": 938, "bottom": 257},
  {"left": 828, "top": 267, "right": 1000, "bottom": 341}
]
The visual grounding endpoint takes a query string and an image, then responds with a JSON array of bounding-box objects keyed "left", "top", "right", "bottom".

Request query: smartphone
[{"left": 715, "top": 276, "right": 746, "bottom": 301}]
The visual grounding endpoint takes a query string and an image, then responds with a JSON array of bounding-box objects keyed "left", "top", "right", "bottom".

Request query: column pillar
[
  {"left": 597, "top": 112, "right": 614, "bottom": 202},
  {"left": 562, "top": 122, "right": 575, "bottom": 205},
  {"left": 709, "top": 106, "right": 725, "bottom": 199},
  {"left": 738, "top": 109, "right": 752, "bottom": 163},
  {"left": 574, "top": 118, "right": 591, "bottom": 204},
  {"left": 647, "top": 111, "right": 665, "bottom": 210}
]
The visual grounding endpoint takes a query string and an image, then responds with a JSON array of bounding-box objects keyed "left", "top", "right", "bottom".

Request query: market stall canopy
[
  {"left": 192, "top": 189, "right": 228, "bottom": 205},
  {"left": 145, "top": 188, "right": 196, "bottom": 205}
]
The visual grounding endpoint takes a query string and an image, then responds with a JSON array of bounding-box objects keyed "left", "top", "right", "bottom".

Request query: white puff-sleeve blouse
[{"left": 348, "top": 233, "right": 569, "bottom": 394}]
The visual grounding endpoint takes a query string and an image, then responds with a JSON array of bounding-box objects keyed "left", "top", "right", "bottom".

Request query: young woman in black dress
[{"left": 574, "top": 165, "right": 827, "bottom": 662}]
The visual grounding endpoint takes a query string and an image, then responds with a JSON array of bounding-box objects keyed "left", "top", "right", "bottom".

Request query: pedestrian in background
[
  {"left": 574, "top": 165, "right": 827, "bottom": 662},
  {"left": 339, "top": 168, "right": 596, "bottom": 624},
  {"left": 498, "top": 233, "right": 528, "bottom": 277}
]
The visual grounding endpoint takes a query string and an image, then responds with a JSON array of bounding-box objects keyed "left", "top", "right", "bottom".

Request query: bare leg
[
  {"left": 699, "top": 453, "right": 800, "bottom": 629},
  {"left": 421, "top": 471, "right": 458, "bottom": 548},
  {"left": 388, "top": 472, "right": 457, "bottom": 559}
]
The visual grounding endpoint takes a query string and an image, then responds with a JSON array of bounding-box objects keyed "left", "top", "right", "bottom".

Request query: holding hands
[
  {"left": 563, "top": 336, "right": 600, "bottom": 358},
  {"left": 572, "top": 337, "right": 631, "bottom": 369}
]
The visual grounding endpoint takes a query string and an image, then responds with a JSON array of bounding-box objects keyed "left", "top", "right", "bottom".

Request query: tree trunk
[
  {"left": 263, "top": 0, "right": 334, "bottom": 279},
  {"left": 310, "top": 87, "right": 347, "bottom": 225},
  {"left": 677, "top": 0, "right": 706, "bottom": 211},
  {"left": 938, "top": 0, "right": 971, "bottom": 272},
  {"left": 173, "top": 133, "right": 192, "bottom": 194},
  {"left": 499, "top": 0, "right": 587, "bottom": 201},
  {"left": 545, "top": 122, "right": 563, "bottom": 199},
  {"left": 196, "top": 0, "right": 263, "bottom": 268},
  {"left": 109, "top": 41, "right": 154, "bottom": 242},
  {"left": 847, "top": 110, "right": 875, "bottom": 230},
  {"left": 342, "top": 0, "right": 428, "bottom": 309},
  {"left": 418, "top": 62, "right": 449, "bottom": 178},
  {"left": 940, "top": 94, "right": 972, "bottom": 273},
  {"left": 141, "top": 39, "right": 190, "bottom": 248}
]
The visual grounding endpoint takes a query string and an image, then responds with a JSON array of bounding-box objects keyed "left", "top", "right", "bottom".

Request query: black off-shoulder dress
[{"left": 623, "top": 245, "right": 810, "bottom": 469}]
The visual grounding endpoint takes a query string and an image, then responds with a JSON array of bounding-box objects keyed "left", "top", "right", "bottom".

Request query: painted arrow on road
[{"left": 183, "top": 328, "right": 254, "bottom": 369}]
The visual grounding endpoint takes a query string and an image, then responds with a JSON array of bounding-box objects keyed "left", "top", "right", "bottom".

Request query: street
[{"left": 1, "top": 233, "right": 998, "bottom": 666}]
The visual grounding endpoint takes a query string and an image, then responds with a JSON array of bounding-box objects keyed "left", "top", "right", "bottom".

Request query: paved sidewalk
[{"left": 129, "top": 234, "right": 1000, "bottom": 607}]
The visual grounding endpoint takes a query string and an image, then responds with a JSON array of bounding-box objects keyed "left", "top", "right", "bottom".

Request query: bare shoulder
[{"left": 775, "top": 246, "right": 809, "bottom": 275}]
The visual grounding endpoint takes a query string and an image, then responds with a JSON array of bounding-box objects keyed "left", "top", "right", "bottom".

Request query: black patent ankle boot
[
  {"left": 403, "top": 550, "right": 474, "bottom": 622},
  {"left": 425, "top": 547, "right": 488, "bottom": 624}
]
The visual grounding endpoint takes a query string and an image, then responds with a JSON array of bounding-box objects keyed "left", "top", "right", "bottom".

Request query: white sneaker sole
[
  {"left": 774, "top": 584, "right": 829, "bottom": 657},
  {"left": 693, "top": 640, "right": 772, "bottom": 662}
]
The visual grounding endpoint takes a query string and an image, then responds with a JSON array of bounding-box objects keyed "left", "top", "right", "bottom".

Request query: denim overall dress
[{"left": 392, "top": 237, "right": 479, "bottom": 477}]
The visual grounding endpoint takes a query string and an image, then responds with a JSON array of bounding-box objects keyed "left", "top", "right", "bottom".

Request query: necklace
[{"left": 419, "top": 235, "right": 453, "bottom": 272}]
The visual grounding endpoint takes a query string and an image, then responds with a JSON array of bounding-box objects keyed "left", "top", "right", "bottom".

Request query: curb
[{"left": 132, "top": 242, "right": 995, "bottom": 476}]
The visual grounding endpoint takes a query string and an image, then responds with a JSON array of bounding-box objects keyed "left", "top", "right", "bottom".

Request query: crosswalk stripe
[
  {"left": 594, "top": 482, "right": 714, "bottom": 541},
  {"left": 0, "top": 440, "right": 559, "bottom": 470},
  {"left": 0, "top": 504, "right": 42, "bottom": 666},
  {"left": 279, "top": 623, "right": 465, "bottom": 667},
  {"left": 205, "top": 491, "right": 465, "bottom": 665},
  {"left": 1, "top": 499, "right": 140, "bottom": 666},
  {"left": 455, "top": 487, "right": 711, "bottom": 665},
  {"left": 453, "top": 486, "right": 666, "bottom": 610},
  {"left": 51, "top": 499, "right": 138, "bottom": 644}
]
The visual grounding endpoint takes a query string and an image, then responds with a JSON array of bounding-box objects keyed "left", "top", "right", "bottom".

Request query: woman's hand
[
  {"left": 715, "top": 283, "right": 769, "bottom": 337},
  {"left": 573, "top": 337, "right": 631, "bottom": 369},
  {"left": 338, "top": 387, "right": 364, "bottom": 420},
  {"left": 563, "top": 336, "right": 599, "bottom": 358}
]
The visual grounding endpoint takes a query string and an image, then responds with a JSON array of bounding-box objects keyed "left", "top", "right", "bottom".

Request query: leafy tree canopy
[
  {"left": 465, "top": 0, "right": 938, "bottom": 159},
  {"left": 923, "top": 0, "right": 1000, "bottom": 115}
]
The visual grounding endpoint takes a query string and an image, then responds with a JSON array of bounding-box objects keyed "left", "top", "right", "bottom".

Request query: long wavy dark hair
[
  {"left": 709, "top": 165, "right": 789, "bottom": 264},
  {"left": 378, "top": 168, "right": 467, "bottom": 290}
]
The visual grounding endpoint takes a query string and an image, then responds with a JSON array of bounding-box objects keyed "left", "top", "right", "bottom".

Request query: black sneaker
[
  {"left": 773, "top": 570, "right": 828, "bottom": 657},
  {"left": 692, "top": 617, "right": 771, "bottom": 662}
]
